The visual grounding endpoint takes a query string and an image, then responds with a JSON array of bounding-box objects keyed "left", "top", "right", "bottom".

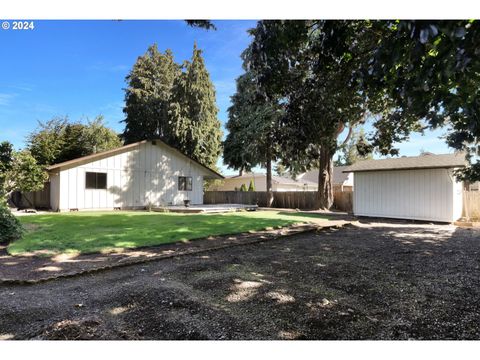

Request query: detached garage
[{"left": 345, "top": 153, "right": 466, "bottom": 222}]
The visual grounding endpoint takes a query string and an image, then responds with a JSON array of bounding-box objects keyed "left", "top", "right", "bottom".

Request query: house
[
  {"left": 209, "top": 172, "right": 318, "bottom": 192},
  {"left": 297, "top": 166, "right": 354, "bottom": 192},
  {"left": 344, "top": 152, "right": 466, "bottom": 222},
  {"left": 47, "top": 139, "right": 223, "bottom": 211}
]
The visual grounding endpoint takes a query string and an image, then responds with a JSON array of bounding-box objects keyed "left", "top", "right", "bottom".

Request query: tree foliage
[
  {"left": 1, "top": 150, "right": 48, "bottom": 199},
  {"left": 223, "top": 69, "right": 283, "bottom": 206},
  {"left": 27, "top": 116, "right": 122, "bottom": 166},
  {"left": 185, "top": 20, "right": 217, "bottom": 31},
  {"left": 246, "top": 20, "right": 369, "bottom": 208},
  {"left": 240, "top": 19, "right": 480, "bottom": 210},
  {"left": 335, "top": 128, "right": 373, "bottom": 166},
  {"left": 248, "top": 179, "right": 255, "bottom": 192},
  {"left": 168, "top": 44, "right": 222, "bottom": 168},
  {"left": 361, "top": 20, "right": 480, "bottom": 180},
  {"left": 123, "top": 43, "right": 222, "bottom": 168},
  {"left": 0, "top": 141, "right": 14, "bottom": 196},
  {"left": 122, "top": 45, "right": 180, "bottom": 144},
  {"left": 224, "top": 71, "right": 282, "bottom": 171},
  {"left": 0, "top": 201, "right": 23, "bottom": 245}
]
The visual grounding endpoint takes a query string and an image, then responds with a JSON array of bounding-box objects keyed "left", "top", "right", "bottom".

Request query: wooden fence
[
  {"left": 463, "top": 191, "right": 480, "bottom": 220},
  {"left": 204, "top": 190, "right": 353, "bottom": 212},
  {"left": 10, "top": 182, "right": 50, "bottom": 209}
]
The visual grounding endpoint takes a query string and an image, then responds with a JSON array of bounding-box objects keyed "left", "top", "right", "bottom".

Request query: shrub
[
  {"left": 248, "top": 179, "right": 255, "bottom": 192},
  {"left": 0, "top": 202, "right": 23, "bottom": 245},
  {"left": 239, "top": 183, "right": 247, "bottom": 192}
]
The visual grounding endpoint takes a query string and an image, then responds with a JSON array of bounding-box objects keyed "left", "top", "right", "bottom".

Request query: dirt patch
[
  {"left": 1, "top": 221, "right": 480, "bottom": 340},
  {"left": 0, "top": 223, "right": 342, "bottom": 283}
]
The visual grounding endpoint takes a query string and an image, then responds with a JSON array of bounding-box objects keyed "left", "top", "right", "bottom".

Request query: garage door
[{"left": 353, "top": 168, "right": 459, "bottom": 222}]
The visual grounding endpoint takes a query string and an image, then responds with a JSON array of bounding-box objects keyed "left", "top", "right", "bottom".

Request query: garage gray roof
[{"left": 343, "top": 152, "right": 467, "bottom": 173}]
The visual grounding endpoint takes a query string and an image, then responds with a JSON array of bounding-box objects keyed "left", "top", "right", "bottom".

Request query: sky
[{"left": 0, "top": 20, "right": 452, "bottom": 175}]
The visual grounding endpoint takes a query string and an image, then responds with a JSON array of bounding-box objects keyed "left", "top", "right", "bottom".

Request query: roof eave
[
  {"left": 46, "top": 139, "right": 224, "bottom": 179},
  {"left": 344, "top": 165, "right": 466, "bottom": 173}
]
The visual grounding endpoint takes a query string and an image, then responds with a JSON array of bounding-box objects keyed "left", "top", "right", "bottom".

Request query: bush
[
  {"left": 239, "top": 183, "right": 247, "bottom": 192},
  {"left": 248, "top": 179, "right": 255, "bottom": 192},
  {"left": 0, "top": 202, "right": 23, "bottom": 245}
]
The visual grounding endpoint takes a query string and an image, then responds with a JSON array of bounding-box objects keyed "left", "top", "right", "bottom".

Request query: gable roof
[
  {"left": 46, "top": 139, "right": 224, "bottom": 179},
  {"left": 299, "top": 166, "right": 352, "bottom": 185},
  {"left": 226, "top": 172, "right": 317, "bottom": 186},
  {"left": 343, "top": 152, "right": 467, "bottom": 173}
]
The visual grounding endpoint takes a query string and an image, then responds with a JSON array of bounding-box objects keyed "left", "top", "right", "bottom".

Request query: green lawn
[{"left": 9, "top": 210, "right": 328, "bottom": 255}]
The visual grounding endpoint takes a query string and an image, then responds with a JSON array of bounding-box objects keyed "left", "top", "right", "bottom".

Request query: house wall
[
  {"left": 353, "top": 168, "right": 462, "bottom": 222},
  {"left": 452, "top": 170, "right": 464, "bottom": 221},
  {"left": 214, "top": 177, "right": 262, "bottom": 191},
  {"left": 344, "top": 173, "right": 354, "bottom": 187},
  {"left": 212, "top": 177, "right": 317, "bottom": 192},
  {"left": 275, "top": 183, "right": 315, "bottom": 192},
  {"left": 54, "top": 142, "right": 207, "bottom": 211},
  {"left": 49, "top": 173, "right": 60, "bottom": 211}
]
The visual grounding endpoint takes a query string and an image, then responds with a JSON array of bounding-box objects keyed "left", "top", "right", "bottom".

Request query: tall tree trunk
[
  {"left": 266, "top": 156, "right": 274, "bottom": 207},
  {"left": 317, "top": 146, "right": 334, "bottom": 210}
]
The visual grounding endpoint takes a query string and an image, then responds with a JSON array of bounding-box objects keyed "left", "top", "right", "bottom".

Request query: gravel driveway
[{"left": 1, "top": 220, "right": 479, "bottom": 340}]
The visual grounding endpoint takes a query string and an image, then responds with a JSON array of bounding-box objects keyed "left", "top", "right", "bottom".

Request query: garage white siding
[
  {"left": 51, "top": 141, "right": 210, "bottom": 211},
  {"left": 353, "top": 168, "right": 463, "bottom": 222}
]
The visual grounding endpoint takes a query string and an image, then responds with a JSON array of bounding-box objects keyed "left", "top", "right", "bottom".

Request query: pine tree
[
  {"left": 248, "top": 179, "right": 255, "bottom": 192},
  {"left": 122, "top": 45, "right": 180, "bottom": 144},
  {"left": 168, "top": 44, "right": 222, "bottom": 168},
  {"left": 223, "top": 70, "right": 283, "bottom": 207}
]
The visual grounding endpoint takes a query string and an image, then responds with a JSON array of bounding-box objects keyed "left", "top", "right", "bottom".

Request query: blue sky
[{"left": 0, "top": 20, "right": 451, "bottom": 175}]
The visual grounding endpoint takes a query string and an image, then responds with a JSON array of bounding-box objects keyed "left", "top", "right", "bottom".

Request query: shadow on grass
[{"left": 11, "top": 211, "right": 310, "bottom": 255}]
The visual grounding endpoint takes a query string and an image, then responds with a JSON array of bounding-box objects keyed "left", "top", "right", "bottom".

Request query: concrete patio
[{"left": 154, "top": 204, "right": 259, "bottom": 213}]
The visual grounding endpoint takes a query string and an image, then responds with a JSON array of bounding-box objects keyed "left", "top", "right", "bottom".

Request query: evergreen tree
[
  {"left": 168, "top": 44, "right": 222, "bottom": 168},
  {"left": 248, "top": 179, "right": 255, "bottom": 192},
  {"left": 224, "top": 67, "right": 283, "bottom": 207},
  {"left": 122, "top": 45, "right": 180, "bottom": 144}
]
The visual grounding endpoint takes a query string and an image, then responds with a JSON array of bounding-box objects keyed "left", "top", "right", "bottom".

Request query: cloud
[{"left": 0, "top": 93, "right": 16, "bottom": 106}]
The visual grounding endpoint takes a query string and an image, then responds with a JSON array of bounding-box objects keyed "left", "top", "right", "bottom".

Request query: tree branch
[{"left": 340, "top": 125, "right": 354, "bottom": 147}]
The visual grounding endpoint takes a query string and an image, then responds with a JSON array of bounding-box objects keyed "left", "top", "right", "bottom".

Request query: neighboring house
[
  {"left": 297, "top": 166, "right": 354, "bottom": 192},
  {"left": 344, "top": 152, "right": 466, "bottom": 222},
  {"left": 47, "top": 139, "right": 223, "bottom": 211},
  {"left": 210, "top": 172, "right": 318, "bottom": 192}
]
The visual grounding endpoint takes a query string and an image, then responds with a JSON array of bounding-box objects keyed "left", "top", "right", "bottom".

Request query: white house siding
[
  {"left": 49, "top": 173, "right": 60, "bottom": 211},
  {"left": 353, "top": 168, "right": 463, "bottom": 222},
  {"left": 53, "top": 142, "right": 207, "bottom": 211}
]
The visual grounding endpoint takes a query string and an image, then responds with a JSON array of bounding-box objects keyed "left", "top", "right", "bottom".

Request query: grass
[{"left": 9, "top": 210, "right": 328, "bottom": 255}]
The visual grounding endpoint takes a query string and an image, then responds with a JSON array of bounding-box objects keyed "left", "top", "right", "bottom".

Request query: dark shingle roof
[{"left": 343, "top": 153, "right": 466, "bottom": 173}]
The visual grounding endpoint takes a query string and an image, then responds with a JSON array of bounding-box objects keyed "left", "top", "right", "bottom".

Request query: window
[
  {"left": 85, "top": 172, "right": 107, "bottom": 189},
  {"left": 178, "top": 176, "right": 192, "bottom": 191}
]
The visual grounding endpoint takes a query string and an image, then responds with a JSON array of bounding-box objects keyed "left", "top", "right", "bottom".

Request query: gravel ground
[{"left": 1, "top": 220, "right": 479, "bottom": 340}]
